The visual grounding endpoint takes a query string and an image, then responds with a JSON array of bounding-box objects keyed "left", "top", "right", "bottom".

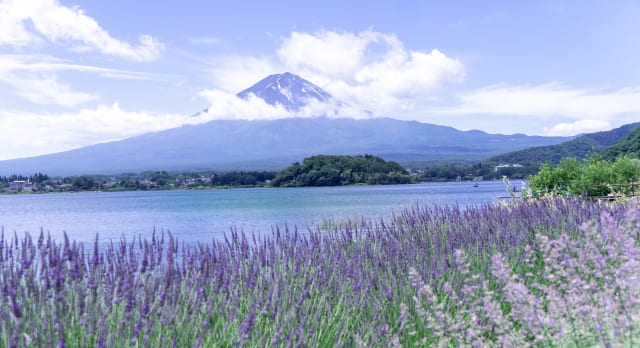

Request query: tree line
[
  {"left": 0, "top": 172, "right": 49, "bottom": 184},
  {"left": 1, "top": 170, "right": 277, "bottom": 192},
  {"left": 527, "top": 154, "right": 640, "bottom": 197}
]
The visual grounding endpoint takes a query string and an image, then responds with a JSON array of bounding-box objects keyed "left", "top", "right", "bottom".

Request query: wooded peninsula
[{"left": 270, "top": 154, "right": 418, "bottom": 187}]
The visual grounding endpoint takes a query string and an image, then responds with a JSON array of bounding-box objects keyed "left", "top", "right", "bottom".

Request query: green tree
[{"left": 528, "top": 154, "right": 640, "bottom": 197}]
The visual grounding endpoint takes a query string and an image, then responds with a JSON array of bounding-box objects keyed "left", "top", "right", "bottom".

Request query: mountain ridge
[
  {"left": 0, "top": 117, "right": 570, "bottom": 176},
  {"left": 484, "top": 122, "right": 640, "bottom": 165},
  {"left": 601, "top": 126, "right": 640, "bottom": 160}
]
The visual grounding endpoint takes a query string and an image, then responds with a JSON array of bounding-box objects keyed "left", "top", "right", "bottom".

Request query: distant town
[{"left": 0, "top": 171, "right": 277, "bottom": 193}]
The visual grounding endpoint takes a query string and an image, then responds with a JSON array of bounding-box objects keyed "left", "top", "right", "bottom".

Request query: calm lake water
[{"left": 0, "top": 181, "right": 513, "bottom": 245}]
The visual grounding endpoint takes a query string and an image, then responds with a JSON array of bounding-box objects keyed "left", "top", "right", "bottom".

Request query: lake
[{"left": 0, "top": 181, "right": 514, "bottom": 245}]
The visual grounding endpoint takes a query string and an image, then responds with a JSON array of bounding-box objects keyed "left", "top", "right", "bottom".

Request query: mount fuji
[
  {"left": 236, "top": 72, "right": 333, "bottom": 110},
  {"left": 0, "top": 73, "right": 572, "bottom": 176}
]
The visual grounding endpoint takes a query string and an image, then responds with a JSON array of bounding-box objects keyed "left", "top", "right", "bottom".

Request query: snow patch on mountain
[
  {"left": 194, "top": 72, "right": 368, "bottom": 120},
  {"left": 236, "top": 72, "right": 333, "bottom": 111}
]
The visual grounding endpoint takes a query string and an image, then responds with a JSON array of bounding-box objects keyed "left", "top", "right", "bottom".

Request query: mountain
[
  {"left": 0, "top": 117, "right": 569, "bottom": 176},
  {"left": 601, "top": 126, "right": 640, "bottom": 160},
  {"left": 484, "top": 122, "right": 640, "bottom": 165},
  {"left": 236, "top": 72, "right": 333, "bottom": 110}
]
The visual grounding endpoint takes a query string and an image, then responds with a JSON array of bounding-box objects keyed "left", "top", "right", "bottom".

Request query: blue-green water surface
[{"left": 0, "top": 181, "right": 513, "bottom": 244}]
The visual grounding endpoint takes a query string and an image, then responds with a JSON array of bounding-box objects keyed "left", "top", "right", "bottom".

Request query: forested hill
[
  {"left": 485, "top": 122, "right": 640, "bottom": 165},
  {"left": 601, "top": 126, "right": 640, "bottom": 160},
  {"left": 270, "top": 155, "right": 416, "bottom": 187}
]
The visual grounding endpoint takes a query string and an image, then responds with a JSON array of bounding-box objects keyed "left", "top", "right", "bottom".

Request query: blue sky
[{"left": 1, "top": 0, "right": 639, "bottom": 160}]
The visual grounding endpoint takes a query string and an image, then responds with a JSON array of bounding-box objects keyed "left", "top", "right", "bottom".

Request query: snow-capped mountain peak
[{"left": 236, "top": 72, "right": 332, "bottom": 110}]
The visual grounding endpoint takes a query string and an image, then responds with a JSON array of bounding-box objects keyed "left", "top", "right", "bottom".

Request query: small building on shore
[{"left": 9, "top": 180, "right": 36, "bottom": 192}]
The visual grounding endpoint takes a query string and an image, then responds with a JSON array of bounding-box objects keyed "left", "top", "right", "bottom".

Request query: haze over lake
[{"left": 0, "top": 181, "right": 510, "bottom": 245}]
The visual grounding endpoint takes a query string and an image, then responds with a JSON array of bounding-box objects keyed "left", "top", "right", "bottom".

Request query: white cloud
[
  {"left": 197, "top": 89, "right": 290, "bottom": 120},
  {"left": 204, "top": 29, "right": 464, "bottom": 116},
  {"left": 543, "top": 120, "right": 611, "bottom": 136},
  {"left": 439, "top": 83, "right": 640, "bottom": 119},
  {"left": 277, "top": 30, "right": 374, "bottom": 80},
  {"left": 0, "top": 0, "right": 163, "bottom": 61},
  {"left": 277, "top": 30, "right": 464, "bottom": 106},
  {"left": 0, "top": 54, "right": 165, "bottom": 106},
  {"left": 0, "top": 54, "right": 162, "bottom": 80},
  {"left": 421, "top": 83, "right": 640, "bottom": 135},
  {"left": 0, "top": 3, "right": 31, "bottom": 46},
  {"left": 0, "top": 104, "right": 192, "bottom": 160},
  {"left": 277, "top": 30, "right": 464, "bottom": 112},
  {"left": 206, "top": 55, "right": 279, "bottom": 93},
  {"left": 1, "top": 72, "right": 96, "bottom": 107},
  {"left": 196, "top": 89, "right": 369, "bottom": 121}
]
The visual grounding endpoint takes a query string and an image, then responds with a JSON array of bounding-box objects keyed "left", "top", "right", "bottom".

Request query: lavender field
[{"left": 1, "top": 198, "right": 639, "bottom": 347}]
